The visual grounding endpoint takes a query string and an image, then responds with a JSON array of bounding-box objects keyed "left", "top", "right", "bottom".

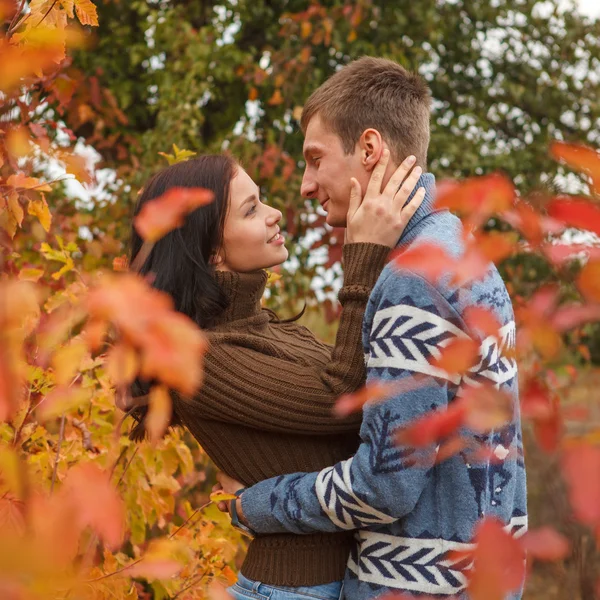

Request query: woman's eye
[{"left": 246, "top": 203, "right": 257, "bottom": 216}]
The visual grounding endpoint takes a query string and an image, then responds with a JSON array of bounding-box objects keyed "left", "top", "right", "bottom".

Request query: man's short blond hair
[{"left": 301, "top": 57, "right": 432, "bottom": 168}]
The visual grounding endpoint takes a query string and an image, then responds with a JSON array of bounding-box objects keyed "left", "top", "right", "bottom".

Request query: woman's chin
[{"left": 259, "top": 248, "right": 288, "bottom": 270}]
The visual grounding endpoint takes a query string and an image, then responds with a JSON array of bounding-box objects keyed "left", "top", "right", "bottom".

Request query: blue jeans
[{"left": 228, "top": 573, "right": 343, "bottom": 600}]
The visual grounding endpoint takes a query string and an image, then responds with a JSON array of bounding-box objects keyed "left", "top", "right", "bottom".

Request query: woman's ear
[{"left": 359, "top": 128, "right": 384, "bottom": 172}]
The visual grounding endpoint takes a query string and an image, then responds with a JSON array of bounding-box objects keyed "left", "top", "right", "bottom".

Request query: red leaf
[
  {"left": 550, "top": 141, "right": 600, "bottom": 196},
  {"left": 520, "top": 527, "right": 570, "bottom": 561},
  {"left": 468, "top": 517, "right": 526, "bottom": 600},
  {"left": 542, "top": 243, "right": 600, "bottom": 265},
  {"left": 435, "top": 174, "right": 516, "bottom": 225},
  {"left": 561, "top": 442, "right": 600, "bottom": 526},
  {"left": 551, "top": 303, "right": 600, "bottom": 332},
  {"left": 397, "top": 401, "right": 467, "bottom": 447},
  {"left": 134, "top": 187, "right": 213, "bottom": 242},
  {"left": 533, "top": 399, "right": 562, "bottom": 453},
  {"left": 521, "top": 379, "right": 553, "bottom": 420},
  {"left": 547, "top": 197, "right": 600, "bottom": 236}
]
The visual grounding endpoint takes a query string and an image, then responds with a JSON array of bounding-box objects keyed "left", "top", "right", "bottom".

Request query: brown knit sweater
[{"left": 171, "top": 243, "right": 390, "bottom": 586}]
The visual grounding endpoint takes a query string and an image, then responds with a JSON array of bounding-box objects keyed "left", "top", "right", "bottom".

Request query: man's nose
[{"left": 301, "top": 170, "right": 318, "bottom": 199}]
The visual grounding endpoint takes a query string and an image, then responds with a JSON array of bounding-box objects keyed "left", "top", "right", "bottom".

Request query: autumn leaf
[
  {"left": 51, "top": 339, "right": 88, "bottom": 385},
  {"left": 547, "top": 197, "right": 600, "bottom": 236},
  {"left": 577, "top": 260, "right": 600, "bottom": 303},
  {"left": 561, "top": 442, "right": 600, "bottom": 526},
  {"left": 463, "top": 306, "right": 501, "bottom": 338},
  {"left": 520, "top": 527, "right": 570, "bottom": 561},
  {"left": 431, "top": 338, "right": 480, "bottom": 375},
  {"left": 435, "top": 174, "right": 515, "bottom": 226},
  {"left": 157, "top": 143, "right": 197, "bottom": 165},
  {"left": 335, "top": 381, "right": 404, "bottom": 416},
  {"left": 27, "top": 195, "right": 52, "bottom": 232},
  {"left": 18, "top": 267, "right": 45, "bottom": 282},
  {"left": 133, "top": 186, "right": 213, "bottom": 242},
  {"left": 210, "top": 491, "right": 237, "bottom": 503},
  {"left": 397, "top": 401, "right": 467, "bottom": 447},
  {"left": 467, "top": 517, "right": 526, "bottom": 600},
  {"left": 63, "top": 463, "right": 125, "bottom": 549},
  {"left": 73, "top": 0, "right": 99, "bottom": 26},
  {"left": 268, "top": 89, "right": 284, "bottom": 106},
  {"left": 550, "top": 141, "right": 600, "bottom": 196},
  {"left": 106, "top": 342, "right": 138, "bottom": 386},
  {"left": 392, "top": 243, "right": 455, "bottom": 283},
  {"left": 37, "top": 385, "right": 91, "bottom": 420},
  {"left": 145, "top": 385, "right": 172, "bottom": 444}
]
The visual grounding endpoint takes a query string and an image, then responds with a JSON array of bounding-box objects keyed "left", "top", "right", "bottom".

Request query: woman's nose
[{"left": 266, "top": 207, "right": 282, "bottom": 225}]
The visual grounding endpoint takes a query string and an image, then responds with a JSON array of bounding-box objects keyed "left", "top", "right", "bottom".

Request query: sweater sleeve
[
  {"left": 176, "top": 243, "right": 391, "bottom": 435},
  {"left": 239, "top": 270, "right": 469, "bottom": 534}
]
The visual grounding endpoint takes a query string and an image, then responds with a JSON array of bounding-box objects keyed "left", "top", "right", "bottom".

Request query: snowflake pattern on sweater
[{"left": 241, "top": 174, "right": 528, "bottom": 600}]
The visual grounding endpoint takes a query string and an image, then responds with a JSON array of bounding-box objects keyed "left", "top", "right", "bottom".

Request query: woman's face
[{"left": 217, "top": 167, "right": 288, "bottom": 272}]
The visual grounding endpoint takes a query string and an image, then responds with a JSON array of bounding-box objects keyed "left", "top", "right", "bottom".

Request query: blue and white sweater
[{"left": 241, "top": 174, "right": 528, "bottom": 599}]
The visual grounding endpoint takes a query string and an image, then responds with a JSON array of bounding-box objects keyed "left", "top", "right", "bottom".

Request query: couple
[{"left": 128, "top": 57, "right": 527, "bottom": 600}]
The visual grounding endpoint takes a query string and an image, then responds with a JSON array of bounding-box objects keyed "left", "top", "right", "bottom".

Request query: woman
[{"left": 127, "top": 153, "right": 424, "bottom": 599}]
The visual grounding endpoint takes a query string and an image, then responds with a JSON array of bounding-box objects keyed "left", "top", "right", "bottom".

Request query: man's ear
[{"left": 358, "top": 129, "right": 384, "bottom": 172}]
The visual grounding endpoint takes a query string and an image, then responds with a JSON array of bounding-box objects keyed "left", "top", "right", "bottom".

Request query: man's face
[{"left": 301, "top": 114, "right": 365, "bottom": 228}]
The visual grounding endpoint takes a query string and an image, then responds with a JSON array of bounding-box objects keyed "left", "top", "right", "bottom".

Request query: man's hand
[{"left": 213, "top": 472, "right": 248, "bottom": 526}]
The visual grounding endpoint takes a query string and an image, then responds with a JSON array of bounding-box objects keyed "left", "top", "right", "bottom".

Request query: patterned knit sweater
[
  {"left": 169, "top": 243, "right": 391, "bottom": 586},
  {"left": 240, "top": 174, "right": 528, "bottom": 599}
]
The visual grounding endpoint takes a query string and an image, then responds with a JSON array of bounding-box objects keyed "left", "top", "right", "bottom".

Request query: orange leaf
[
  {"left": 461, "top": 386, "right": 513, "bottom": 433},
  {"left": 392, "top": 243, "right": 455, "bottom": 283},
  {"left": 268, "top": 89, "right": 284, "bottom": 106},
  {"left": 133, "top": 187, "right": 213, "bottom": 242},
  {"left": 577, "top": 260, "right": 600, "bottom": 303},
  {"left": 547, "top": 197, "right": 600, "bottom": 236},
  {"left": 74, "top": 0, "right": 99, "bottom": 26},
  {"left": 82, "top": 318, "right": 107, "bottom": 353},
  {"left": 37, "top": 385, "right": 90, "bottom": 420},
  {"left": 561, "top": 442, "right": 600, "bottom": 526},
  {"left": 335, "top": 381, "right": 401, "bottom": 416},
  {"left": 463, "top": 306, "right": 501, "bottom": 338},
  {"left": 468, "top": 517, "right": 526, "bottom": 600},
  {"left": 431, "top": 338, "right": 479, "bottom": 375},
  {"left": 435, "top": 174, "right": 515, "bottom": 225},
  {"left": 106, "top": 343, "right": 138, "bottom": 386},
  {"left": 51, "top": 339, "right": 88, "bottom": 385},
  {"left": 64, "top": 463, "right": 124, "bottom": 549},
  {"left": 521, "top": 379, "right": 553, "bottom": 420},
  {"left": 6, "top": 126, "right": 31, "bottom": 159},
  {"left": 146, "top": 385, "right": 172, "bottom": 444},
  {"left": 533, "top": 398, "right": 562, "bottom": 453},
  {"left": 550, "top": 141, "right": 600, "bottom": 196},
  {"left": 248, "top": 86, "right": 259, "bottom": 101},
  {"left": 520, "top": 527, "right": 570, "bottom": 561}
]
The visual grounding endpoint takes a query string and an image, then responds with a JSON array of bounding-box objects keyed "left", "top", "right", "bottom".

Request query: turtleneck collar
[
  {"left": 213, "top": 270, "right": 268, "bottom": 325},
  {"left": 398, "top": 172, "right": 439, "bottom": 247}
]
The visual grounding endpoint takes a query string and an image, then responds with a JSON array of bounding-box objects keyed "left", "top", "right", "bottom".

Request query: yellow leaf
[
  {"left": 27, "top": 195, "right": 52, "bottom": 232},
  {"left": 18, "top": 268, "right": 44, "bottom": 282},
  {"left": 210, "top": 491, "right": 237, "bottom": 503},
  {"left": 60, "top": 0, "right": 75, "bottom": 18},
  {"left": 146, "top": 385, "right": 172, "bottom": 444},
  {"left": 158, "top": 143, "right": 196, "bottom": 165},
  {"left": 300, "top": 21, "right": 312, "bottom": 39},
  {"left": 7, "top": 192, "right": 24, "bottom": 226},
  {"left": 106, "top": 343, "right": 138, "bottom": 386},
  {"left": 51, "top": 339, "right": 88, "bottom": 385},
  {"left": 347, "top": 29, "right": 357, "bottom": 43},
  {"left": 51, "top": 256, "right": 75, "bottom": 280},
  {"left": 74, "top": 0, "right": 98, "bottom": 26},
  {"left": 265, "top": 270, "right": 281, "bottom": 284},
  {"left": 0, "top": 447, "right": 25, "bottom": 499}
]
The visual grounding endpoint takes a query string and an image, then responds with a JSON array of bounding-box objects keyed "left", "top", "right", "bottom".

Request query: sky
[{"left": 577, "top": 0, "right": 600, "bottom": 18}]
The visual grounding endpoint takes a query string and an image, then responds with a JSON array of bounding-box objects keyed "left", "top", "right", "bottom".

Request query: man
[{"left": 219, "top": 57, "right": 527, "bottom": 599}]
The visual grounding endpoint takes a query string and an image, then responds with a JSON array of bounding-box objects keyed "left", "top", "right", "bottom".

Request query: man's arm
[{"left": 240, "top": 271, "right": 469, "bottom": 535}]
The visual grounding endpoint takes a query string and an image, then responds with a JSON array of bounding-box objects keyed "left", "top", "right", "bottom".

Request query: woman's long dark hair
[
  {"left": 127, "top": 155, "right": 237, "bottom": 438},
  {"left": 130, "top": 155, "right": 237, "bottom": 326}
]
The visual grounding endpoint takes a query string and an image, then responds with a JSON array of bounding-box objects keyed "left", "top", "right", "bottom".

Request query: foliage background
[{"left": 2, "top": 0, "right": 600, "bottom": 598}]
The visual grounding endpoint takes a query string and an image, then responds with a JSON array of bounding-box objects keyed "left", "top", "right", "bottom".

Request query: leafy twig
[
  {"left": 171, "top": 568, "right": 210, "bottom": 599},
  {"left": 169, "top": 500, "right": 212, "bottom": 539}
]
